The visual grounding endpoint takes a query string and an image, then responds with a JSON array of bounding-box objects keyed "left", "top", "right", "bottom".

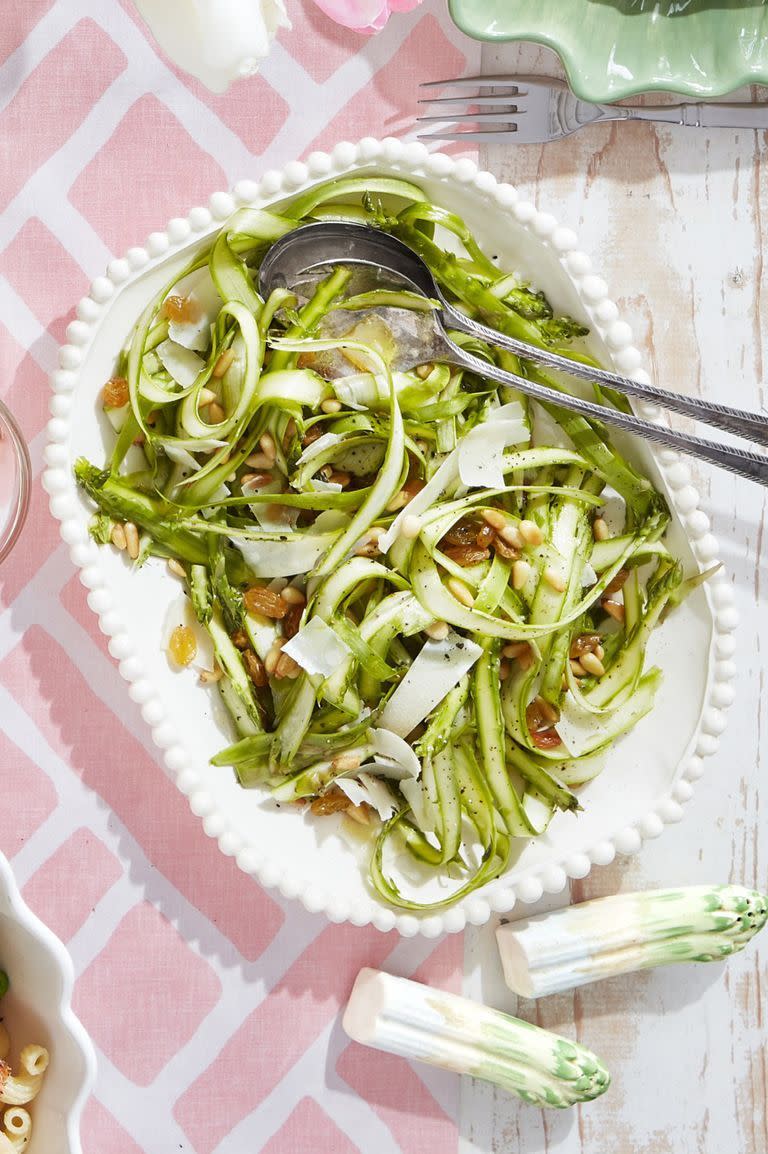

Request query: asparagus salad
[{"left": 77, "top": 176, "right": 706, "bottom": 910}]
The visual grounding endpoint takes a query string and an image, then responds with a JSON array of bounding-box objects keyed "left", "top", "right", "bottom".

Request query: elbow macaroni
[{"left": 0, "top": 1029, "right": 49, "bottom": 1152}]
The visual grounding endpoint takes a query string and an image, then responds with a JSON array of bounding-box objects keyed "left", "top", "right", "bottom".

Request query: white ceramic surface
[
  {"left": 0, "top": 854, "right": 96, "bottom": 1154},
  {"left": 43, "top": 139, "right": 737, "bottom": 936}
]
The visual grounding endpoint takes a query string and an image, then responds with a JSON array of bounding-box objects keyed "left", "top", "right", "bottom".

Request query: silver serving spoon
[{"left": 259, "top": 221, "right": 768, "bottom": 486}]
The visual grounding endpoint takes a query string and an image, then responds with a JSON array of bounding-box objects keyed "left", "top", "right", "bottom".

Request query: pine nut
[
  {"left": 167, "top": 558, "right": 186, "bottom": 578},
  {"left": 283, "top": 418, "right": 297, "bottom": 447},
  {"left": 593, "top": 517, "right": 609, "bottom": 542},
  {"left": 386, "top": 491, "right": 409, "bottom": 512},
  {"left": 198, "top": 387, "right": 217, "bottom": 407},
  {"left": 425, "top": 620, "right": 450, "bottom": 641},
  {"left": 447, "top": 577, "right": 475, "bottom": 607},
  {"left": 246, "top": 452, "right": 273, "bottom": 469},
  {"left": 602, "top": 599, "right": 625, "bottom": 623},
  {"left": 543, "top": 566, "right": 566, "bottom": 592},
  {"left": 332, "top": 752, "right": 362, "bottom": 772},
  {"left": 207, "top": 401, "right": 225, "bottom": 423},
  {"left": 502, "top": 641, "right": 530, "bottom": 659},
  {"left": 580, "top": 652, "right": 606, "bottom": 677},
  {"left": 212, "top": 349, "right": 235, "bottom": 378},
  {"left": 415, "top": 363, "right": 434, "bottom": 379},
  {"left": 110, "top": 523, "right": 127, "bottom": 551},
  {"left": 124, "top": 521, "right": 140, "bottom": 560},
  {"left": 595, "top": 643, "right": 605, "bottom": 661},
  {"left": 199, "top": 666, "right": 224, "bottom": 684},
  {"left": 538, "top": 697, "right": 560, "bottom": 725},
  {"left": 242, "top": 471, "right": 273, "bottom": 487},
  {"left": 345, "top": 804, "right": 370, "bottom": 825},
  {"left": 519, "top": 519, "right": 544, "bottom": 546},
  {"left": 275, "top": 652, "right": 301, "bottom": 679},
  {"left": 264, "top": 643, "right": 284, "bottom": 675},
  {"left": 499, "top": 524, "right": 524, "bottom": 549},
  {"left": 499, "top": 658, "right": 510, "bottom": 681},
  {"left": 401, "top": 514, "right": 422, "bottom": 539},
  {"left": 321, "top": 398, "right": 342, "bottom": 414},
  {"left": 570, "top": 659, "right": 587, "bottom": 677},
  {"left": 259, "top": 432, "right": 276, "bottom": 461},
  {"left": 517, "top": 645, "right": 535, "bottom": 672},
  {"left": 481, "top": 508, "right": 507, "bottom": 532},
  {"left": 280, "top": 585, "right": 306, "bottom": 606},
  {"left": 512, "top": 560, "right": 531, "bottom": 590}
]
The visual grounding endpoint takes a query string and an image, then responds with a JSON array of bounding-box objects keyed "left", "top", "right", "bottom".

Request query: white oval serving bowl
[
  {"left": 44, "top": 139, "right": 737, "bottom": 936},
  {"left": 0, "top": 853, "right": 96, "bottom": 1153}
]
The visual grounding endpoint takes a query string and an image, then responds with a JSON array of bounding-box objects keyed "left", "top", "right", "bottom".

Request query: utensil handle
[
  {"left": 619, "top": 103, "right": 768, "bottom": 130},
  {"left": 441, "top": 296, "right": 768, "bottom": 447},
  {"left": 448, "top": 341, "right": 768, "bottom": 488}
]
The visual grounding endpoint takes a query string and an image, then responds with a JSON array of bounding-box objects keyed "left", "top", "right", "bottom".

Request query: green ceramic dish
[{"left": 448, "top": 0, "right": 768, "bottom": 103}]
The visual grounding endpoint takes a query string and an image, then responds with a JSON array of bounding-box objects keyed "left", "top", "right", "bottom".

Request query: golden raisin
[
  {"left": 302, "top": 425, "right": 323, "bottom": 446},
  {"left": 442, "top": 517, "right": 481, "bottom": 547},
  {"left": 569, "top": 632, "right": 602, "bottom": 660},
  {"left": 102, "top": 376, "right": 129, "bottom": 408},
  {"left": 476, "top": 523, "right": 495, "bottom": 549},
  {"left": 532, "top": 728, "right": 562, "bottom": 750},
  {"left": 604, "top": 568, "right": 630, "bottom": 596},
  {"left": 231, "top": 629, "right": 250, "bottom": 650},
  {"left": 243, "top": 650, "right": 268, "bottom": 687},
  {"left": 168, "top": 625, "right": 196, "bottom": 667},
  {"left": 492, "top": 535, "right": 520, "bottom": 561},
  {"left": 526, "top": 695, "right": 559, "bottom": 733},
  {"left": 282, "top": 604, "right": 303, "bottom": 640},
  {"left": 443, "top": 544, "right": 491, "bottom": 567},
  {"left": 310, "top": 788, "right": 351, "bottom": 816},
  {"left": 162, "top": 295, "right": 201, "bottom": 324},
  {"left": 243, "top": 586, "right": 288, "bottom": 619}
]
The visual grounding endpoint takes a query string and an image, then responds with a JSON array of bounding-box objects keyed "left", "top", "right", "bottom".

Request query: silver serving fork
[{"left": 418, "top": 75, "right": 768, "bottom": 144}]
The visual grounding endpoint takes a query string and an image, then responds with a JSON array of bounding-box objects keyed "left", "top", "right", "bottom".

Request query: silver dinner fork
[{"left": 417, "top": 75, "right": 768, "bottom": 145}]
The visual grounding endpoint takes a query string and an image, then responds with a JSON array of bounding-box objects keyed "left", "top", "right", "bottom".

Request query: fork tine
[
  {"left": 416, "top": 113, "right": 522, "bottom": 123},
  {"left": 420, "top": 73, "right": 529, "bottom": 89},
  {"left": 418, "top": 93, "right": 524, "bottom": 106},
  {"left": 417, "top": 130, "right": 519, "bottom": 142}
]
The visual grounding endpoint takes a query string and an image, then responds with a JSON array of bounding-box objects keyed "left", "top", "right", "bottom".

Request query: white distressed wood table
[{"left": 459, "top": 40, "right": 768, "bottom": 1154}]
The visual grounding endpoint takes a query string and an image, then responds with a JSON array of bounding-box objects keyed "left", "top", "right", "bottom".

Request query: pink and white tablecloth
[{"left": 0, "top": 4, "right": 479, "bottom": 1150}]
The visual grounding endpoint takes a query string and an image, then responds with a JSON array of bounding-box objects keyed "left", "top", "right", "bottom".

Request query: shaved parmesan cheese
[
  {"left": 335, "top": 778, "right": 369, "bottom": 808},
  {"left": 581, "top": 561, "right": 597, "bottom": 587},
  {"left": 458, "top": 403, "right": 529, "bottom": 490},
  {"left": 281, "top": 616, "right": 351, "bottom": 678},
  {"left": 295, "top": 432, "right": 341, "bottom": 467},
  {"left": 336, "top": 775, "right": 396, "bottom": 821},
  {"left": 370, "top": 728, "right": 421, "bottom": 779},
  {"left": 234, "top": 530, "right": 339, "bottom": 578},
  {"left": 166, "top": 268, "right": 221, "bottom": 351},
  {"left": 556, "top": 693, "right": 608, "bottom": 758},
  {"left": 378, "top": 631, "right": 482, "bottom": 737},
  {"left": 157, "top": 339, "right": 205, "bottom": 387},
  {"left": 242, "top": 476, "right": 299, "bottom": 531},
  {"left": 358, "top": 774, "right": 397, "bottom": 820},
  {"left": 399, "top": 777, "right": 433, "bottom": 833}
]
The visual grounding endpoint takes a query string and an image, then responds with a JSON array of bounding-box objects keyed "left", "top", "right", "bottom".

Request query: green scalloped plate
[{"left": 448, "top": 0, "right": 768, "bottom": 103}]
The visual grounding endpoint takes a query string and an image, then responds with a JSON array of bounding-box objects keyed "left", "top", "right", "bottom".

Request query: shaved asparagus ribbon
[{"left": 76, "top": 174, "right": 702, "bottom": 911}]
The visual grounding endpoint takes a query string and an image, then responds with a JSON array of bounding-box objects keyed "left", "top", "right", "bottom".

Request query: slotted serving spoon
[{"left": 259, "top": 221, "right": 768, "bottom": 486}]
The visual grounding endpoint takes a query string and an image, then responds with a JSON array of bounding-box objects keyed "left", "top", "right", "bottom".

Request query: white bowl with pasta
[{"left": 0, "top": 853, "right": 95, "bottom": 1154}]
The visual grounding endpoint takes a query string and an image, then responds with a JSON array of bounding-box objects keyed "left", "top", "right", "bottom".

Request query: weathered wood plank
[{"left": 459, "top": 40, "right": 768, "bottom": 1154}]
